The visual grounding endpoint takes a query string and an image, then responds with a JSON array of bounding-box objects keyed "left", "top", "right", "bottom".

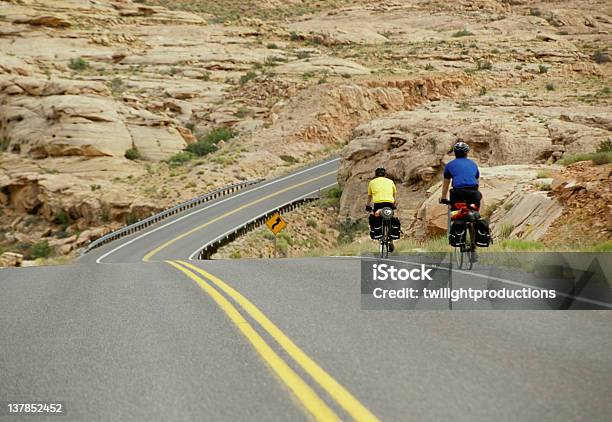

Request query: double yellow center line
[{"left": 168, "top": 260, "right": 379, "bottom": 422}]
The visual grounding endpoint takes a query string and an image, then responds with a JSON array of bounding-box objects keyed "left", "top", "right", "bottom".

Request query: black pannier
[
  {"left": 449, "top": 221, "right": 466, "bottom": 247},
  {"left": 475, "top": 219, "right": 491, "bottom": 247},
  {"left": 390, "top": 218, "right": 401, "bottom": 240},
  {"left": 370, "top": 222, "right": 383, "bottom": 239}
]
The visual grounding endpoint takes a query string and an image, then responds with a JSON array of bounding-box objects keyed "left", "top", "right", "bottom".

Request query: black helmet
[
  {"left": 375, "top": 167, "right": 386, "bottom": 177},
  {"left": 453, "top": 140, "right": 470, "bottom": 156}
]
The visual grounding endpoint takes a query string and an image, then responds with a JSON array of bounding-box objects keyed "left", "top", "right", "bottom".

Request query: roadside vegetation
[
  {"left": 558, "top": 140, "right": 612, "bottom": 166},
  {"left": 167, "top": 127, "right": 235, "bottom": 164}
]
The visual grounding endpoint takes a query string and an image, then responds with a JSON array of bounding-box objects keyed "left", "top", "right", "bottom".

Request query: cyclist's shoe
[{"left": 388, "top": 241, "right": 395, "bottom": 253}]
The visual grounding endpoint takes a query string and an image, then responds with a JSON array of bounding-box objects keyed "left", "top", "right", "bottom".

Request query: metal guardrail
[
  {"left": 82, "top": 179, "right": 263, "bottom": 254},
  {"left": 195, "top": 196, "right": 320, "bottom": 260}
]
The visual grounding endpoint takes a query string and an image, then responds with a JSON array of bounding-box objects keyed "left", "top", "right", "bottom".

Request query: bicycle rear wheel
[{"left": 380, "top": 222, "right": 389, "bottom": 258}]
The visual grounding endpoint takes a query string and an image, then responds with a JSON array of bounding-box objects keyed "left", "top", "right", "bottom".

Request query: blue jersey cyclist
[{"left": 440, "top": 140, "right": 482, "bottom": 209}]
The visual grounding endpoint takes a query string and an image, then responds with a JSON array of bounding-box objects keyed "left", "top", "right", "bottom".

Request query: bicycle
[
  {"left": 440, "top": 199, "right": 478, "bottom": 270},
  {"left": 366, "top": 205, "right": 396, "bottom": 259}
]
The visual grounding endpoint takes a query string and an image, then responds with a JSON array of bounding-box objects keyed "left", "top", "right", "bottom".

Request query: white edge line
[
  {"left": 327, "top": 255, "right": 612, "bottom": 309},
  {"left": 187, "top": 182, "right": 339, "bottom": 260},
  {"left": 95, "top": 159, "right": 339, "bottom": 264}
]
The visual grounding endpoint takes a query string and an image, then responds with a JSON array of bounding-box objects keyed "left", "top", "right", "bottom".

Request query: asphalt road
[{"left": 1, "top": 157, "right": 611, "bottom": 421}]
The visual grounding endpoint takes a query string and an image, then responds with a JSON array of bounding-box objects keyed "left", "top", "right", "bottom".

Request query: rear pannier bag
[
  {"left": 370, "top": 222, "right": 383, "bottom": 240},
  {"left": 390, "top": 218, "right": 401, "bottom": 240},
  {"left": 475, "top": 219, "right": 491, "bottom": 247},
  {"left": 449, "top": 221, "right": 466, "bottom": 247}
]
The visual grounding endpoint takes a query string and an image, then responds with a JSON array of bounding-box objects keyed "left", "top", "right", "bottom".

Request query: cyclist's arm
[
  {"left": 441, "top": 178, "right": 451, "bottom": 200},
  {"left": 367, "top": 194, "right": 373, "bottom": 207}
]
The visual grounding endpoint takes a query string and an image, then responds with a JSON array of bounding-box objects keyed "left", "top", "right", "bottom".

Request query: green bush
[
  {"left": 538, "top": 64, "right": 548, "bottom": 74},
  {"left": 186, "top": 140, "right": 217, "bottom": 156},
  {"left": 185, "top": 127, "right": 234, "bottom": 157},
  {"left": 289, "top": 31, "right": 300, "bottom": 41},
  {"left": 306, "top": 218, "right": 318, "bottom": 228},
  {"left": 276, "top": 237, "right": 289, "bottom": 255},
  {"left": 337, "top": 218, "right": 368, "bottom": 244},
  {"left": 545, "top": 82, "right": 555, "bottom": 91},
  {"left": 68, "top": 57, "right": 89, "bottom": 71},
  {"left": 452, "top": 29, "right": 473, "bottom": 37},
  {"left": 55, "top": 211, "right": 70, "bottom": 227},
  {"left": 267, "top": 43, "right": 279, "bottom": 49},
  {"left": 279, "top": 154, "right": 298, "bottom": 164},
  {"left": 31, "top": 240, "right": 52, "bottom": 259},
  {"left": 124, "top": 148, "right": 140, "bottom": 160},
  {"left": 168, "top": 151, "right": 195, "bottom": 164},
  {"left": 596, "top": 139, "right": 612, "bottom": 153},
  {"left": 0, "top": 138, "right": 9, "bottom": 152},
  {"left": 239, "top": 70, "right": 257, "bottom": 85},
  {"left": 204, "top": 127, "right": 234, "bottom": 144}
]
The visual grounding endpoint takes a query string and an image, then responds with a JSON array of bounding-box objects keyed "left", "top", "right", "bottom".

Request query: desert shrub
[
  {"left": 476, "top": 60, "right": 492, "bottom": 70},
  {"left": 186, "top": 140, "right": 217, "bottom": 156},
  {"left": 320, "top": 186, "right": 342, "bottom": 208},
  {"left": 279, "top": 154, "right": 298, "bottom": 164},
  {"left": 68, "top": 57, "right": 89, "bottom": 71},
  {"left": 229, "top": 250, "right": 241, "bottom": 259},
  {"left": 124, "top": 148, "right": 140, "bottom": 160},
  {"left": 479, "top": 86, "right": 487, "bottom": 96},
  {"left": 596, "top": 139, "right": 612, "bottom": 153},
  {"left": 204, "top": 127, "right": 234, "bottom": 144},
  {"left": 529, "top": 8, "right": 542, "bottom": 17},
  {"left": 201, "top": 71, "right": 211, "bottom": 81},
  {"left": 558, "top": 151, "right": 612, "bottom": 166},
  {"left": 306, "top": 218, "right": 317, "bottom": 228},
  {"left": 453, "top": 29, "right": 473, "bottom": 37},
  {"left": 499, "top": 223, "right": 514, "bottom": 239},
  {"left": 337, "top": 219, "right": 368, "bottom": 244},
  {"left": 0, "top": 138, "right": 9, "bottom": 152},
  {"left": 289, "top": 31, "right": 300, "bottom": 41},
  {"left": 545, "top": 82, "right": 555, "bottom": 91},
  {"left": 297, "top": 51, "right": 310, "bottom": 59},
  {"left": 110, "top": 77, "right": 124, "bottom": 95},
  {"left": 267, "top": 43, "right": 279, "bottom": 49},
  {"left": 536, "top": 170, "right": 549, "bottom": 179},
  {"left": 276, "top": 237, "right": 289, "bottom": 255},
  {"left": 55, "top": 211, "right": 70, "bottom": 228},
  {"left": 168, "top": 151, "right": 195, "bottom": 164},
  {"left": 185, "top": 127, "right": 234, "bottom": 157},
  {"left": 593, "top": 50, "right": 610, "bottom": 64},
  {"left": 235, "top": 107, "right": 250, "bottom": 118},
  {"left": 424, "top": 63, "right": 435, "bottom": 71},
  {"left": 31, "top": 240, "right": 52, "bottom": 259},
  {"left": 239, "top": 70, "right": 257, "bottom": 85},
  {"left": 591, "top": 151, "right": 612, "bottom": 165},
  {"left": 538, "top": 64, "right": 548, "bottom": 74}
]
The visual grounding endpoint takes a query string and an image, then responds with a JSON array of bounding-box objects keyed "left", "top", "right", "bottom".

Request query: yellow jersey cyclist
[{"left": 366, "top": 167, "right": 399, "bottom": 251}]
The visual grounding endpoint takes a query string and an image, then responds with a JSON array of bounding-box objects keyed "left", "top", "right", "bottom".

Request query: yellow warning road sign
[{"left": 266, "top": 212, "right": 287, "bottom": 235}]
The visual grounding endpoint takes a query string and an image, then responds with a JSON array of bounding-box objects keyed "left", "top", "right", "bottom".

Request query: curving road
[{"left": 1, "top": 157, "right": 611, "bottom": 421}]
